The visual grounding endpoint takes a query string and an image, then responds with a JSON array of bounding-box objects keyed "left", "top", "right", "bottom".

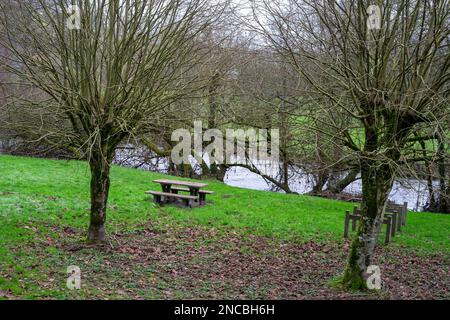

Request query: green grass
[
  {"left": 0, "top": 155, "right": 449, "bottom": 299},
  {"left": 0, "top": 154, "right": 448, "bottom": 251}
]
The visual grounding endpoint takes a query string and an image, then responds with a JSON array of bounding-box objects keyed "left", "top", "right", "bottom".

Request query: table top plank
[{"left": 153, "top": 179, "right": 208, "bottom": 188}]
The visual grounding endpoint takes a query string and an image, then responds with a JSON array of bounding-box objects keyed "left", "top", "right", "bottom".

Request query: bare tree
[
  {"left": 0, "top": 0, "right": 225, "bottom": 243},
  {"left": 252, "top": 0, "right": 450, "bottom": 289}
]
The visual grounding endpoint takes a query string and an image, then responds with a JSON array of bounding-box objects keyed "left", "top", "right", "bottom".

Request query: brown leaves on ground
[{"left": 12, "top": 223, "right": 450, "bottom": 299}]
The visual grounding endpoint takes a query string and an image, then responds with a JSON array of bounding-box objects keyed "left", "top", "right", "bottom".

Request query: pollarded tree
[
  {"left": 0, "top": 0, "right": 226, "bottom": 243},
  {"left": 252, "top": 0, "right": 450, "bottom": 289}
]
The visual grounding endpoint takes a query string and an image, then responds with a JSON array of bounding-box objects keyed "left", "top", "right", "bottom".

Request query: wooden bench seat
[
  {"left": 170, "top": 187, "right": 214, "bottom": 194},
  {"left": 170, "top": 187, "right": 214, "bottom": 204},
  {"left": 387, "top": 202, "right": 408, "bottom": 229},
  {"left": 358, "top": 201, "right": 408, "bottom": 230},
  {"left": 344, "top": 207, "right": 396, "bottom": 244},
  {"left": 146, "top": 191, "right": 198, "bottom": 208}
]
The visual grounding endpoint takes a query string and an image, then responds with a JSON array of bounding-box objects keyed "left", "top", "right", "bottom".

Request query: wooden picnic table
[{"left": 153, "top": 179, "right": 208, "bottom": 197}]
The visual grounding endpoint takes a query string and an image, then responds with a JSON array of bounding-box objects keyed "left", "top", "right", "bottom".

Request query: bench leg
[
  {"left": 183, "top": 199, "right": 193, "bottom": 208},
  {"left": 199, "top": 193, "right": 206, "bottom": 205},
  {"left": 153, "top": 195, "right": 162, "bottom": 205},
  {"left": 189, "top": 188, "right": 200, "bottom": 202}
]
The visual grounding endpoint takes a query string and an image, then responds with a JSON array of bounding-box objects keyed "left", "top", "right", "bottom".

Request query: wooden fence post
[
  {"left": 402, "top": 202, "right": 408, "bottom": 226},
  {"left": 344, "top": 210, "right": 350, "bottom": 238},
  {"left": 351, "top": 208, "right": 358, "bottom": 231},
  {"left": 391, "top": 212, "right": 397, "bottom": 237},
  {"left": 385, "top": 217, "right": 391, "bottom": 244}
]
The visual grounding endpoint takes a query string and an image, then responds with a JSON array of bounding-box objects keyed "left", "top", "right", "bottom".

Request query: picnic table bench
[
  {"left": 343, "top": 201, "right": 408, "bottom": 244},
  {"left": 146, "top": 191, "right": 198, "bottom": 208},
  {"left": 387, "top": 201, "right": 408, "bottom": 229},
  {"left": 170, "top": 187, "right": 214, "bottom": 204},
  {"left": 344, "top": 206, "right": 395, "bottom": 244},
  {"left": 147, "top": 179, "right": 214, "bottom": 207}
]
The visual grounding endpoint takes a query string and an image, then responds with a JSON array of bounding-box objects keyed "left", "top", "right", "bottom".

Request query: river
[{"left": 115, "top": 146, "right": 432, "bottom": 211}]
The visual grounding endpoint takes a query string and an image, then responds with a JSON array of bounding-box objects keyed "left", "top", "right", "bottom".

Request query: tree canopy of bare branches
[
  {"left": 0, "top": 0, "right": 227, "bottom": 242},
  {"left": 251, "top": 0, "right": 450, "bottom": 289}
]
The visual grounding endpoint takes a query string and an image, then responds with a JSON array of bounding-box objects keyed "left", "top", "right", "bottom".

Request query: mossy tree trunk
[
  {"left": 342, "top": 123, "right": 397, "bottom": 289},
  {"left": 88, "top": 149, "right": 113, "bottom": 244},
  {"left": 342, "top": 159, "right": 395, "bottom": 289},
  {"left": 436, "top": 132, "right": 449, "bottom": 213}
]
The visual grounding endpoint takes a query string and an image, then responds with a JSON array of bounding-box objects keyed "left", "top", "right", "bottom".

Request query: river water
[
  {"left": 115, "top": 146, "right": 432, "bottom": 211},
  {"left": 223, "top": 165, "right": 432, "bottom": 211}
]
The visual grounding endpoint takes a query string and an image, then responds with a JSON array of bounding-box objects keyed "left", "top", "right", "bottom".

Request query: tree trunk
[
  {"left": 342, "top": 160, "right": 395, "bottom": 289},
  {"left": 418, "top": 137, "right": 437, "bottom": 212},
  {"left": 425, "top": 131, "right": 449, "bottom": 213},
  {"left": 282, "top": 159, "right": 289, "bottom": 191},
  {"left": 436, "top": 132, "right": 448, "bottom": 213},
  {"left": 446, "top": 178, "right": 450, "bottom": 213},
  {"left": 326, "top": 168, "right": 359, "bottom": 194},
  {"left": 311, "top": 169, "right": 329, "bottom": 194},
  {"left": 87, "top": 154, "right": 112, "bottom": 243},
  {"left": 205, "top": 72, "right": 221, "bottom": 181},
  {"left": 215, "top": 164, "right": 227, "bottom": 182}
]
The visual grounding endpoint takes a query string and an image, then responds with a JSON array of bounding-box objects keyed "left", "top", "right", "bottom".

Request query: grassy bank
[
  {"left": 0, "top": 155, "right": 448, "bottom": 299},
  {"left": 1, "top": 155, "right": 448, "bottom": 251}
]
